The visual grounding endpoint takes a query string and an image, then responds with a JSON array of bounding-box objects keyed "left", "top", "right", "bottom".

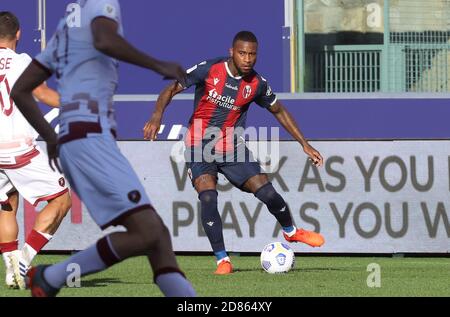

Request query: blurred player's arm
[
  {"left": 10, "top": 62, "right": 61, "bottom": 171},
  {"left": 32, "top": 82, "right": 60, "bottom": 108},
  {"left": 269, "top": 100, "right": 323, "bottom": 167},
  {"left": 11, "top": 62, "right": 56, "bottom": 143},
  {"left": 91, "top": 17, "right": 186, "bottom": 85},
  {"left": 143, "top": 81, "right": 184, "bottom": 140}
]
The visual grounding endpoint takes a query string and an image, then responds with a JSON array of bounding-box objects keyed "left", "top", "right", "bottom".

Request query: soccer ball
[{"left": 260, "top": 242, "right": 295, "bottom": 273}]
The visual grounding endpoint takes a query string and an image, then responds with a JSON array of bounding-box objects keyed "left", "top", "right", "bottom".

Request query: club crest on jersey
[
  {"left": 243, "top": 85, "right": 252, "bottom": 99},
  {"left": 128, "top": 190, "right": 141, "bottom": 204},
  {"left": 103, "top": 4, "right": 117, "bottom": 20}
]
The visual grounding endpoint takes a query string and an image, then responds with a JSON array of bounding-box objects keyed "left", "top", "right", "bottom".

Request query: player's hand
[
  {"left": 46, "top": 141, "right": 62, "bottom": 173},
  {"left": 158, "top": 61, "right": 187, "bottom": 87},
  {"left": 303, "top": 144, "right": 323, "bottom": 167},
  {"left": 143, "top": 114, "right": 161, "bottom": 141}
]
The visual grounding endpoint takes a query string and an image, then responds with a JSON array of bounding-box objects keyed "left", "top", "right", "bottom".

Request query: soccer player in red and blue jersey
[{"left": 144, "top": 31, "right": 325, "bottom": 275}]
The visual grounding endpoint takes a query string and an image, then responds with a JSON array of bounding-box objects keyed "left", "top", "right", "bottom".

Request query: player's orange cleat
[
  {"left": 214, "top": 260, "right": 233, "bottom": 275},
  {"left": 283, "top": 228, "right": 325, "bottom": 247}
]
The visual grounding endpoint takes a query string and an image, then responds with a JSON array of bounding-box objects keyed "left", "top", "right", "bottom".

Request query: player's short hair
[
  {"left": 0, "top": 12, "right": 20, "bottom": 40},
  {"left": 233, "top": 31, "right": 258, "bottom": 46}
]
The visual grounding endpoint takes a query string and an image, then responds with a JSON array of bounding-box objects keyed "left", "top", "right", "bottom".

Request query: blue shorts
[
  {"left": 185, "top": 145, "right": 262, "bottom": 191},
  {"left": 59, "top": 135, "right": 152, "bottom": 229}
]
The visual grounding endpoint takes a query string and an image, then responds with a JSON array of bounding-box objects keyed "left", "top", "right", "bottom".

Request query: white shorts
[{"left": 0, "top": 146, "right": 68, "bottom": 206}]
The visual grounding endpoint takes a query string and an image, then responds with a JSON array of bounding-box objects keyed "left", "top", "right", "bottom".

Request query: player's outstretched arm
[
  {"left": 91, "top": 17, "right": 186, "bottom": 86},
  {"left": 32, "top": 83, "right": 60, "bottom": 108},
  {"left": 269, "top": 100, "right": 324, "bottom": 167},
  {"left": 143, "top": 81, "right": 184, "bottom": 140}
]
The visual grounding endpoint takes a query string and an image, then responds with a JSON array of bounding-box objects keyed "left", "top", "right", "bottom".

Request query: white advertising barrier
[{"left": 14, "top": 140, "right": 450, "bottom": 253}]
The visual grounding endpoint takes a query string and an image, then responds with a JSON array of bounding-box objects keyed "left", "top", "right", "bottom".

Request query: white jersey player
[{"left": 0, "top": 11, "right": 71, "bottom": 290}]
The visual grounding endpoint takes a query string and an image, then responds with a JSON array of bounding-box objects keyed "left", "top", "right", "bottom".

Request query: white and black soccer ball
[{"left": 260, "top": 242, "right": 295, "bottom": 273}]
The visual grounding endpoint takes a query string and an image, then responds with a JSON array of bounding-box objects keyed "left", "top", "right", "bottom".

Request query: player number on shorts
[{"left": 0, "top": 74, "right": 14, "bottom": 116}]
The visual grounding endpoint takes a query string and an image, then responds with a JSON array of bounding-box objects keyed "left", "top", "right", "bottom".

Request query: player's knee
[
  {"left": 254, "top": 183, "right": 286, "bottom": 212},
  {"left": 138, "top": 224, "right": 168, "bottom": 252},
  {"left": 132, "top": 212, "right": 166, "bottom": 251},
  {"left": 199, "top": 190, "right": 218, "bottom": 206}
]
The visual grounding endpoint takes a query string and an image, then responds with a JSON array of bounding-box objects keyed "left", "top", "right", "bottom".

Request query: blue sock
[
  {"left": 155, "top": 272, "right": 196, "bottom": 297},
  {"left": 44, "top": 236, "right": 120, "bottom": 289},
  {"left": 214, "top": 250, "right": 228, "bottom": 261},
  {"left": 283, "top": 226, "right": 295, "bottom": 234},
  {"left": 199, "top": 190, "right": 226, "bottom": 253},
  {"left": 44, "top": 244, "right": 107, "bottom": 289}
]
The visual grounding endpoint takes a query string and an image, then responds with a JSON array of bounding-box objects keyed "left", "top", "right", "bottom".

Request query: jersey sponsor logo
[
  {"left": 243, "top": 85, "right": 252, "bottom": 99},
  {"left": 225, "top": 83, "right": 238, "bottom": 91},
  {"left": 206, "top": 88, "right": 240, "bottom": 111}
]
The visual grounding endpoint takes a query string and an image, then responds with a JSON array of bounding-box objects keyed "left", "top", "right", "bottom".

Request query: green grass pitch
[{"left": 0, "top": 255, "right": 448, "bottom": 297}]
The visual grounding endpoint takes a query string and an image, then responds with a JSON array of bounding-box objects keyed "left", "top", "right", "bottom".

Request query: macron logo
[
  {"left": 214, "top": 78, "right": 220, "bottom": 86},
  {"left": 207, "top": 221, "right": 214, "bottom": 227}
]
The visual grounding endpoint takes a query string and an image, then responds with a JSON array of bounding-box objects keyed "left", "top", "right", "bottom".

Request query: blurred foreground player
[
  {"left": 0, "top": 11, "right": 71, "bottom": 289},
  {"left": 11, "top": 0, "right": 195, "bottom": 296},
  {"left": 144, "top": 31, "right": 325, "bottom": 275}
]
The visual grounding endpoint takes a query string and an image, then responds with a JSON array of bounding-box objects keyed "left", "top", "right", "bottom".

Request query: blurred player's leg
[
  {"left": 145, "top": 222, "right": 195, "bottom": 296},
  {"left": 0, "top": 191, "right": 19, "bottom": 288},
  {"left": 33, "top": 207, "right": 195, "bottom": 297},
  {"left": 27, "top": 137, "right": 195, "bottom": 297}
]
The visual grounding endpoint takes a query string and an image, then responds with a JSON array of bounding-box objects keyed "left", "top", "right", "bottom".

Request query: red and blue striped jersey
[{"left": 183, "top": 57, "right": 277, "bottom": 152}]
